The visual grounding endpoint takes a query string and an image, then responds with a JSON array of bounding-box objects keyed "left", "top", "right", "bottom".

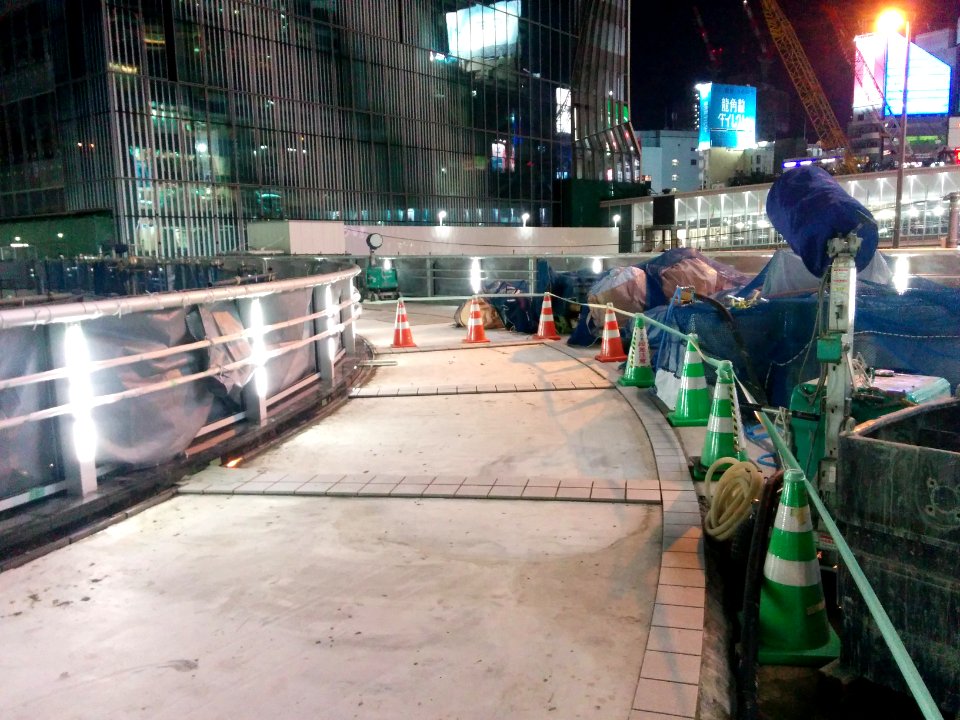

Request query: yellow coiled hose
[{"left": 703, "top": 457, "right": 763, "bottom": 541}]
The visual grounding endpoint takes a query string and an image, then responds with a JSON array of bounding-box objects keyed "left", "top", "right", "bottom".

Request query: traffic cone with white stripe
[
  {"left": 532, "top": 293, "right": 561, "bottom": 341},
  {"left": 667, "top": 334, "right": 710, "bottom": 427},
  {"left": 462, "top": 296, "right": 490, "bottom": 344},
  {"left": 618, "top": 315, "right": 655, "bottom": 387},
  {"left": 694, "top": 360, "right": 748, "bottom": 478},
  {"left": 390, "top": 298, "right": 417, "bottom": 348},
  {"left": 758, "top": 468, "right": 840, "bottom": 666},
  {"left": 594, "top": 304, "right": 627, "bottom": 362}
]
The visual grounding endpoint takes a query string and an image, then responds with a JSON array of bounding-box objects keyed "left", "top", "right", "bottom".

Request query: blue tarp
[{"left": 766, "top": 166, "right": 879, "bottom": 278}]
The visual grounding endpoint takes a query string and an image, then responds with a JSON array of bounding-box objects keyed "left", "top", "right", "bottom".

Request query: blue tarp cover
[{"left": 766, "top": 166, "right": 879, "bottom": 278}]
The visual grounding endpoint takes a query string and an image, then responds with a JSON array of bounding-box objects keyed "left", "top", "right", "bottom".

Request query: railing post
[
  {"left": 313, "top": 282, "right": 335, "bottom": 388},
  {"left": 49, "top": 323, "right": 98, "bottom": 496},
  {"left": 237, "top": 298, "right": 268, "bottom": 427},
  {"left": 338, "top": 278, "right": 356, "bottom": 355}
]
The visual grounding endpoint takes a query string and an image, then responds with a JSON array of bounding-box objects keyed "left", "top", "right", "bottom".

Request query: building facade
[
  {"left": 636, "top": 130, "right": 700, "bottom": 194},
  {"left": 0, "top": 0, "right": 640, "bottom": 257}
]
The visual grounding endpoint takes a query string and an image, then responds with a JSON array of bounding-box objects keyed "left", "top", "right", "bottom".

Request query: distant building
[
  {"left": 848, "top": 26, "right": 958, "bottom": 166},
  {"left": 637, "top": 130, "right": 700, "bottom": 193}
]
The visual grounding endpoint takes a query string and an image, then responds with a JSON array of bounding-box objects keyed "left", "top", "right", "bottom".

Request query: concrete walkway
[{"left": 0, "top": 302, "right": 708, "bottom": 720}]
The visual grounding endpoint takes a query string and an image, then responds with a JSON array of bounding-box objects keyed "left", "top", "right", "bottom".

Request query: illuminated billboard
[
  {"left": 853, "top": 33, "right": 952, "bottom": 116},
  {"left": 446, "top": 1, "right": 521, "bottom": 62},
  {"left": 696, "top": 83, "right": 757, "bottom": 150}
]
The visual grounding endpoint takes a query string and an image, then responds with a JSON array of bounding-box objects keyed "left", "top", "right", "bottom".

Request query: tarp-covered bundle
[
  {"left": 648, "top": 254, "right": 960, "bottom": 406},
  {"left": 766, "top": 166, "right": 879, "bottom": 277},
  {"left": 738, "top": 248, "right": 893, "bottom": 298}
]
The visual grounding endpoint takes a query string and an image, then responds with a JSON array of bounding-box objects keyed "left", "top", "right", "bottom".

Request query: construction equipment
[
  {"left": 755, "top": 0, "right": 860, "bottom": 174},
  {"left": 693, "top": 6, "right": 723, "bottom": 77},
  {"left": 359, "top": 232, "right": 399, "bottom": 301}
]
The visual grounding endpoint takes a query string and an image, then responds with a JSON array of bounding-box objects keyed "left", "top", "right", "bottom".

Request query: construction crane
[
  {"left": 693, "top": 6, "right": 722, "bottom": 76},
  {"left": 755, "top": 0, "right": 860, "bottom": 174}
]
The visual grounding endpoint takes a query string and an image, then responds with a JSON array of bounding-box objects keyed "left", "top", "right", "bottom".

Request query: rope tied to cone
[{"left": 703, "top": 457, "right": 763, "bottom": 541}]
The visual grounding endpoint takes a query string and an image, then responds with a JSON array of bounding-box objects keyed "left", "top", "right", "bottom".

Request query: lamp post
[
  {"left": 878, "top": 9, "right": 910, "bottom": 248},
  {"left": 438, "top": 210, "right": 447, "bottom": 226},
  {"left": 612, "top": 214, "right": 621, "bottom": 229},
  {"left": 521, "top": 212, "right": 530, "bottom": 227}
]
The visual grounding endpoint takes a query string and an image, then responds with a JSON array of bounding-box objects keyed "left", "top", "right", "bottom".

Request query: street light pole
[{"left": 892, "top": 20, "right": 910, "bottom": 249}]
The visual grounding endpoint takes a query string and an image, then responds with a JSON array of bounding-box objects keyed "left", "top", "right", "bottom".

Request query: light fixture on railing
[
  {"left": 249, "top": 298, "right": 268, "bottom": 398},
  {"left": 470, "top": 258, "right": 482, "bottom": 294},
  {"left": 438, "top": 210, "right": 447, "bottom": 226},
  {"left": 591, "top": 257, "right": 603, "bottom": 274},
  {"left": 612, "top": 214, "right": 621, "bottom": 229},
  {"left": 65, "top": 323, "right": 97, "bottom": 463},
  {"left": 521, "top": 212, "right": 530, "bottom": 227}
]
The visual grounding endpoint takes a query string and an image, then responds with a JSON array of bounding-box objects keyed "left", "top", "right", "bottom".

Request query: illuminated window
[
  {"left": 671, "top": 159, "right": 679, "bottom": 166},
  {"left": 555, "top": 87, "right": 572, "bottom": 134},
  {"left": 491, "top": 141, "right": 514, "bottom": 172}
]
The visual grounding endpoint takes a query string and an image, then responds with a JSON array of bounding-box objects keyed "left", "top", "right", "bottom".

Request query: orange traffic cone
[
  {"left": 462, "top": 296, "right": 490, "bottom": 344},
  {"left": 594, "top": 304, "right": 628, "bottom": 362},
  {"left": 390, "top": 298, "right": 417, "bottom": 348},
  {"left": 533, "top": 293, "right": 561, "bottom": 341}
]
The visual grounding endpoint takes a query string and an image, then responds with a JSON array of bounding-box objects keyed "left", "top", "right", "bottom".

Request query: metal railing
[{"left": 0, "top": 264, "right": 361, "bottom": 514}]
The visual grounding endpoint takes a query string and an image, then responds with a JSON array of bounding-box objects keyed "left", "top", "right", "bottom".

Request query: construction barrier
[
  {"left": 667, "top": 334, "right": 710, "bottom": 427},
  {"left": 619, "top": 315, "right": 655, "bottom": 388}
]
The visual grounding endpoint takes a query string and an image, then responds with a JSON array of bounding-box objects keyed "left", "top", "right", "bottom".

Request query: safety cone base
[
  {"left": 463, "top": 337, "right": 490, "bottom": 344},
  {"left": 618, "top": 365, "right": 655, "bottom": 388},
  {"left": 533, "top": 331, "right": 561, "bottom": 341},
  {"left": 667, "top": 411, "right": 709, "bottom": 428},
  {"left": 758, "top": 627, "right": 840, "bottom": 667},
  {"left": 692, "top": 450, "right": 748, "bottom": 480}
]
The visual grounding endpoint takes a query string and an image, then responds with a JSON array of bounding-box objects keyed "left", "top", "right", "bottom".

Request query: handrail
[{"left": 0, "top": 266, "right": 360, "bottom": 329}]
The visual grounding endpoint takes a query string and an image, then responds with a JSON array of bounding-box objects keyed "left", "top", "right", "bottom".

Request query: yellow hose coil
[{"left": 703, "top": 457, "right": 763, "bottom": 541}]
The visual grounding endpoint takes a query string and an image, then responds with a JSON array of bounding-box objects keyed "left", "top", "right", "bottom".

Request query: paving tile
[
  {"left": 640, "top": 650, "right": 703, "bottom": 686},
  {"left": 525, "top": 478, "right": 560, "bottom": 488},
  {"left": 423, "top": 485, "right": 461, "bottom": 497},
  {"left": 455, "top": 485, "right": 492, "bottom": 498},
  {"left": 663, "top": 500, "right": 701, "bottom": 514},
  {"left": 492, "top": 477, "right": 527, "bottom": 487},
  {"left": 306, "top": 474, "right": 347, "bottom": 484},
  {"left": 416, "top": 386, "right": 438, "bottom": 396},
  {"left": 632, "top": 678, "right": 699, "bottom": 718},
  {"left": 522, "top": 486, "right": 558, "bottom": 499},
  {"left": 645, "top": 625, "right": 704, "bottom": 656},
  {"left": 293, "top": 483, "right": 336, "bottom": 496},
  {"left": 652, "top": 603, "right": 705, "bottom": 630},
  {"left": 199, "top": 466, "right": 260, "bottom": 482},
  {"left": 663, "top": 524, "right": 703, "bottom": 540},
  {"left": 663, "top": 511, "right": 701, "bottom": 526},
  {"left": 390, "top": 484, "right": 428, "bottom": 497},
  {"left": 551, "top": 380, "right": 576, "bottom": 390},
  {"left": 530, "top": 381, "right": 549, "bottom": 391},
  {"left": 592, "top": 478, "right": 627, "bottom": 490},
  {"left": 376, "top": 387, "right": 399, "bottom": 397},
  {"left": 357, "top": 484, "right": 395, "bottom": 496},
  {"left": 476, "top": 384, "right": 498, "bottom": 393},
  {"left": 555, "top": 487, "right": 591, "bottom": 500},
  {"left": 487, "top": 486, "right": 525, "bottom": 499},
  {"left": 341, "top": 473, "right": 377, "bottom": 484},
  {"left": 399, "top": 475, "right": 434, "bottom": 485},
  {"left": 462, "top": 477, "right": 494, "bottom": 486},
  {"left": 495, "top": 383, "right": 517, "bottom": 392},
  {"left": 178, "top": 485, "right": 205, "bottom": 494},
  {"left": 661, "top": 552, "right": 703, "bottom": 569},
  {"left": 367, "top": 474, "right": 405, "bottom": 485},
  {"left": 201, "top": 483, "right": 244, "bottom": 495},
  {"left": 432, "top": 475, "right": 466, "bottom": 485},
  {"left": 627, "top": 489, "right": 661, "bottom": 503},
  {"left": 456, "top": 385, "right": 478, "bottom": 394},
  {"left": 265, "top": 481, "right": 307, "bottom": 495},
  {"left": 655, "top": 585, "right": 706, "bottom": 608},
  {"left": 661, "top": 489, "right": 698, "bottom": 502},
  {"left": 396, "top": 387, "right": 419, "bottom": 396},
  {"left": 326, "top": 483, "right": 365, "bottom": 496},
  {"left": 627, "top": 479, "right": 661, "bottom": 490},
  {"left": 513, "top": 383, "right": 537, "bottom": 392},
  {"left": 658, "top": 566, "right": 706, "bottom": 588},
  {"left": 663, "top": 537, "right": 703, "bottom": 554},
  {"left": 435, "top": 385, "right": 459, "bottom": 394},
  {"left": 590, "top": 487, "right": 626, "bottom": 502},
  {"left": 558, "top": 477, "right": 594, "bottom": 488},
  {"left": 629, "top": 710, "right": 695, "bottom": 720}
]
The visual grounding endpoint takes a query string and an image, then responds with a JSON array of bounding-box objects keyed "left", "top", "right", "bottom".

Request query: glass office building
[{"left": 0, "top": 0, "right": 640, "bottom": 257}]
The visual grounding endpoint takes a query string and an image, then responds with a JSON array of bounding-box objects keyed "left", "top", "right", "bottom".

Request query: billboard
[
  {"left": 853, "top": 33, "right": 952, "bottom": 116},
  {"left": 445, "top": 1, "right": 521, "bottom": 62},
  {"left": 696, "top": 83, "right": 757, "bottom": 150}
]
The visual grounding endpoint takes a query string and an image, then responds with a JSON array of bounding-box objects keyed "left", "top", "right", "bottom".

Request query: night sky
[{"left": 630, "top": 0, "right": 959, "bottom": 135}]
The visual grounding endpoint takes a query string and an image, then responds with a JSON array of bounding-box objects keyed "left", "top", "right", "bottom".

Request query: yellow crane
[{"left": 756, "top": 0, "right": 860, "bottom": 174}]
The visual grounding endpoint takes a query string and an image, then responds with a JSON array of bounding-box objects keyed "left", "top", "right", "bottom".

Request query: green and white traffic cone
[
  {"left": 619, "top": 315, "right": 655, "bottom": 388},
  {"left": 694, "top": 360, "right": 748, "bottom": 479},
  {"left": 667, "top": 334, "right": 710, "bottom": 427},
  {"left": 758, "top": 468, "right": 840, "bottom": 666}
]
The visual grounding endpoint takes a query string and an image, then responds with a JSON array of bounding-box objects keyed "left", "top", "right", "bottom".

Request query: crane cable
[{"left": 703, "top": 457, "right": 764, "bottom": 541}]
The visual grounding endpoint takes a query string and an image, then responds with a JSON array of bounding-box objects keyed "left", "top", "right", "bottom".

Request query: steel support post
[{"left": 49, "top": 324, "right": 98, "bottom": 496}]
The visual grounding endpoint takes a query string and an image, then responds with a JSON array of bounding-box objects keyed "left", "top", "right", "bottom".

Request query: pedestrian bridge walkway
[{"left": 0, "top": 302, "right": 711, "bottom": 720}]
